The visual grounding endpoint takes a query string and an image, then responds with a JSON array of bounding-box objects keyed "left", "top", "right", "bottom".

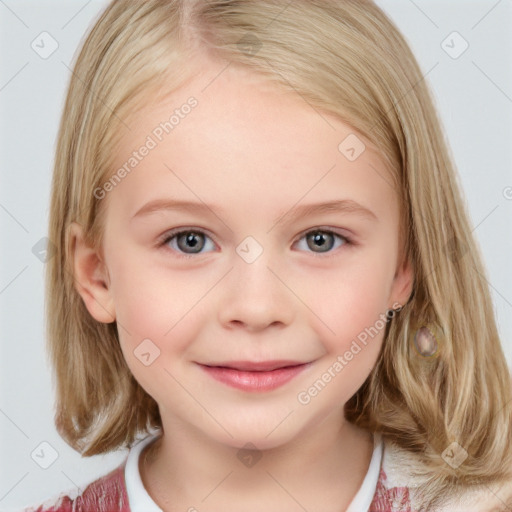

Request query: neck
[{"left": 140, "top": 410, "right": 374, "bottom": 512}]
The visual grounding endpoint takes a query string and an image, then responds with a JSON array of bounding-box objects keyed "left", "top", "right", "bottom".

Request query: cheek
[
  {"left": 305, "top": 273, "right": 390, "bottom": 401},
  {"left": 109, "top": 254, "right": 211, "bottom": 397},
  {"left": 108, "top": 249, "right": 214, "bottom": 353},
  {"left": 303, "top": 258, "right": 393, "bottom": 353}
]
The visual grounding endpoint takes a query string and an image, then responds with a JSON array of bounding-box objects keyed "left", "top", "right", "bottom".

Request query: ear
[
  {"left": 388, "top": 254, "right": 414, "bottom": 309},
  {"left": 67, "top": 221, "right": 116, "bottom": 323}
]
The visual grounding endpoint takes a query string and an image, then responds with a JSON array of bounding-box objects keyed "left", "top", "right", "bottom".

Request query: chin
[{"left": 207, "top": 418, "right": 299, "bottom": 451}]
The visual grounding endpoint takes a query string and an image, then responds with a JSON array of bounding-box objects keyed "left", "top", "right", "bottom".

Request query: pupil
[{"left": 187, "top": 234, "right": 198, "bottom": 247}]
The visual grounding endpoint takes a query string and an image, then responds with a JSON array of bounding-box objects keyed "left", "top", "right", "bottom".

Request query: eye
[
  {"left": 159, "top": 228, "right": 216, "bottom": 258},
  {"left": 158, "top": 227, "right": 352, "bottom": 259},
  {"left": 294, "top": 228, "right": 351, "bottom": 257}
]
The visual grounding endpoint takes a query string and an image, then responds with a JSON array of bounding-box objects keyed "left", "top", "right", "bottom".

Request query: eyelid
[
  {"left": 156, "top": 226, "right": 219, "bottom": 253},
  {"left": 294, "top": 225, "right": 353, "bottom": 243},
  {"left": 292, "top": 226, "right": 353, "bottom": 259}
]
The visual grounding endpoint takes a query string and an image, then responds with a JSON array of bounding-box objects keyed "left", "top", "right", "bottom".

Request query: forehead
[{"left": 105, "top": 60, "right": 398, "bottom": 223}]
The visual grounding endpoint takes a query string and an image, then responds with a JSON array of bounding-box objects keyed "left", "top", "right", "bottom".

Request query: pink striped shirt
[{"left": 24, "top": 432, "right": 512, "bottom": 511}]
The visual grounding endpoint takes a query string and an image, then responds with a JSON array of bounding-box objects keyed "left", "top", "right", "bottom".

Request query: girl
[{"left": 26, "top": 0, "right": 512, "bottom": 510}]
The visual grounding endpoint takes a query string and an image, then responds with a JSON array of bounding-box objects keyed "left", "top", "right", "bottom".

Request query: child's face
[{"left": 73, "top": 58, "right": 412, "bottom": 449}]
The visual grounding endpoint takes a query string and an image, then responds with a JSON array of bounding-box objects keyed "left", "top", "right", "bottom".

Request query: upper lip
[{"left": 201, "top": 360, "right": 309, "bottom": 372}]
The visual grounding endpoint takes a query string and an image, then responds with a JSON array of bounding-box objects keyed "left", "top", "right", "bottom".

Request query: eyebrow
[{"left": 130, "top": 198, "right": 378, "bottom": 225}]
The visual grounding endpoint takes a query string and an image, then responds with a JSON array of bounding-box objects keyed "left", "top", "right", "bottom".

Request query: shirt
[
  {"left": 125, "top": 431, "right": 384, "bottom": 511},
  {"left": 24, "top": 431, "right": 388, "bottom": 512},
  {"left": 25, "top": 430, "right": 512, "bottom": 511}
]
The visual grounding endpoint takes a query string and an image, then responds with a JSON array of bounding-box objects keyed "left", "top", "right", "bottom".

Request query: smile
[{"left": 197, "top": 361, "right": 312, "bottom": 392}]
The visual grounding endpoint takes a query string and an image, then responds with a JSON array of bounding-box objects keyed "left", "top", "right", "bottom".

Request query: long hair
[{"left": 45, "top": 1, "right": 512, "bottom": 508}]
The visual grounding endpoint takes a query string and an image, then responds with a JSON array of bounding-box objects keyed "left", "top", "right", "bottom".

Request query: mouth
[
  {"left": 197, "top": 360, "right": 312, "bottom": 392},
  {"left": 204, "top": 360, "right": 309, "bottom": 371}
]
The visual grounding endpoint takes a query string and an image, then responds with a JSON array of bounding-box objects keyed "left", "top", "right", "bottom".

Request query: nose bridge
[
  {"left": 217, "top": 235, "right": 294, "bottom": 330},
  {"left": 233, "top": 235, "right": 282, "bottom": 301}
]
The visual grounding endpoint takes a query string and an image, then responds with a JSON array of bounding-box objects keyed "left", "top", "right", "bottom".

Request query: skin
[{"left": 70, "top": 56, "right": 413, "bottom": 511}]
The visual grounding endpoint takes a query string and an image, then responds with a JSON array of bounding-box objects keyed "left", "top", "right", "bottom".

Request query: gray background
[{"left": 1, "top": 0, "right": 511, "bottom": 510}]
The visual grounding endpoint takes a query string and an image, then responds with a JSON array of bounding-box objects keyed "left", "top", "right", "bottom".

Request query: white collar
[
  {"left": 346, "top": 431, "right": 384, "bottom": 511},
  {"left": 124, "top": 432, "right": 163, "bottom": 511},
  {"left": 125, "top": 431, "right": 383, "bottom": 512}
]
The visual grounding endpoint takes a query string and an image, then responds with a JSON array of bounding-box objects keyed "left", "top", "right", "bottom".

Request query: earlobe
[{"left": 68, "top": 221, "right": 116, "bottom": 323}]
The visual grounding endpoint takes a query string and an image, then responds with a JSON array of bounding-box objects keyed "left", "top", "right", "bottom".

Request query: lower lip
[{"left": 198, "top": 363, "right": 311, "bottom": 392}]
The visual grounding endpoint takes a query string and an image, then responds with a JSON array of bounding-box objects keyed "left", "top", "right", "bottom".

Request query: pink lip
[{"left": 198, "top": 360, "right": 311, "bottom": 392}]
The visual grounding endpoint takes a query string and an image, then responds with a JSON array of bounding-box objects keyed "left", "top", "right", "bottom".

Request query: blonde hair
[{"left": 46, "top": 0, "right": 512, "bottom": 508}]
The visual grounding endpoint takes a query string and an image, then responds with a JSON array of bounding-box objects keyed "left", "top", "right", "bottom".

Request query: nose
[{"left": 217, "top": 249, "right": 295, "bottom": 332}]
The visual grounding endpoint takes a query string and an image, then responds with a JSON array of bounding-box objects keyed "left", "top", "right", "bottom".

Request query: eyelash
[{"left": 157, "top": 227, "right": 354, "bottom": 260}]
